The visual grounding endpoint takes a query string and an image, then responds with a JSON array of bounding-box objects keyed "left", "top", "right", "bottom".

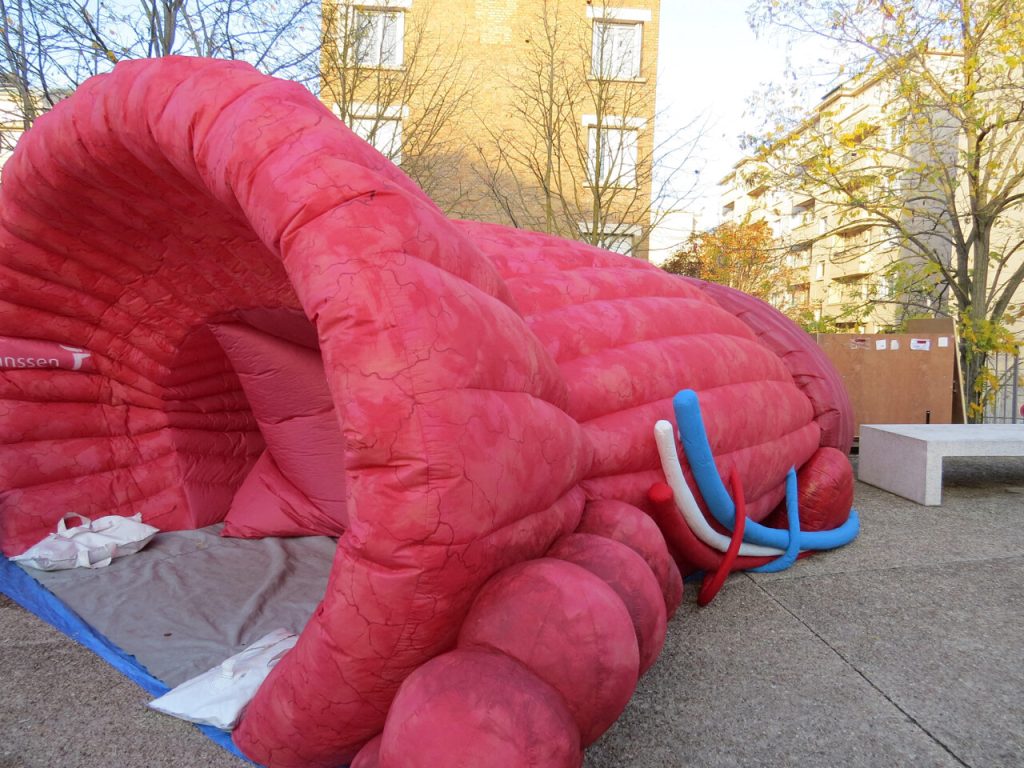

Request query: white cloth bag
[
  {"left": 148, "top": 629, "right": 298, "bottom": 730},
  {"left": 11, "top": 513, "right": 159, "bottom": 571}
]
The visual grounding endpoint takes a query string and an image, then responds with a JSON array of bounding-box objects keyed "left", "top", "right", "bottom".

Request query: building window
[
  {"left": 349, "top": 7, "right": 404, "bottom": 68},
  {"left": 351, "top": 115, "right": 403, "bottom": 160},
  {"left": 876, "top": 275, "right": 894, "bottom": 299},
  {"left": 592, "top": 20, "right": 642, "bottom": 79},
  {"left": 600, "top": 232, "right": 635, "bottom": 255},
  {"left": 791, "top": 196, "right": 815, "bottom": 226},
  {"left": 889, "top": 121, "right": 906, "bottom": 151},
  {"left": 588, "top": 126, "right": 638, "bottom": 188},
  {"left": 579, "top": 221, "right": 639, "bottom": 256},
  {"left": 789, "top": 243, "right": 812, "bottom": 268},
  {"left": 814, "top": 261, "right": 825, "bottom": 280}
]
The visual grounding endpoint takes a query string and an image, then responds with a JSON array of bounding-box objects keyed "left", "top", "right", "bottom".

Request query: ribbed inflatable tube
[{"left": 0, "top": 58, "right": 856, "bottom": 766}]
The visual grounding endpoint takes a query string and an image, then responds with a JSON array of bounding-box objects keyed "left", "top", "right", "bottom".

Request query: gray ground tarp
[{"left": 22, "top": 526, "right": 334, "bottom": 685}]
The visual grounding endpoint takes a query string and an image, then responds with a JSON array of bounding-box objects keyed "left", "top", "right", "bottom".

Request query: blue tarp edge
[{"left": 0, "top": 555, "right": 253, "bottom": 764}]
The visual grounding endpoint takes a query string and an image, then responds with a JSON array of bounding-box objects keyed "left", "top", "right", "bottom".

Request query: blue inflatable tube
[
  {"left": 749, "top": 468, "right": 802, "bottom": 573},
  {"left": 672, "top": 389, "right": 860, "bottom": 551}
]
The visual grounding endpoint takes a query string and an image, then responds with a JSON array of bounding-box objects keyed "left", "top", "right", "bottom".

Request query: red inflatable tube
[
  {"left": 697, "top": 469, "right": 748, "bottom": 606},
  {"left": 646, "top": 482, "right": 779, "bottom": 576}
]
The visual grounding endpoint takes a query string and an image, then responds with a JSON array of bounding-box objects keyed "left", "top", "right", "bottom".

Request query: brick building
[{"left": 322, "top": 0, "right": 661, "bottom": 258}]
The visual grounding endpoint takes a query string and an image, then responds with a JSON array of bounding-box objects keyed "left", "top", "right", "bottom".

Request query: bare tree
[
  {"left": 0, "top": 0, "right": 478, "bottom": 221},
  {"left": 0, "top": 0, "right": 321, "bottom": 163},
  {"left": 0, "top": 0, "right": 76, "bottom": 155},
  {"left": 471, "top": 0, "right": 699, "bottom": 258},
  {"left": 55, "top": 0, "right": 320, "bottom": 78},
  {"left": 320, "top": 0, "right": 474, "bottom": 211},
  {"left": 470, "top": 3, "right": 573, "bottom": 235}
]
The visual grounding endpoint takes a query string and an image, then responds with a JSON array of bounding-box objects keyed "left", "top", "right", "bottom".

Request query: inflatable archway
[{"left": 0, "top": 58, "right": 855, "bottom": 768}]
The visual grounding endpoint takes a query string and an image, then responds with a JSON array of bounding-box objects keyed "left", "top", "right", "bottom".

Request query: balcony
[
  {"left": 833, "top": 218, "right": 872, "bottom": 236},
  {"left": 831, "top": 255, "right": 874, "bottom": 280},
  {"left": 789, "top": 215, "right": 818, "bottom": 242},
  {"left": 747, "top": 182, "right": 768, "bottom": 198}
]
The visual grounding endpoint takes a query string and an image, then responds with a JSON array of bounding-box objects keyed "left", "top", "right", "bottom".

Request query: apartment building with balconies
[
  {"left": 321, "top": 0, "right": 661, "bottom": 258},
  {"left": 717, "top": 60, "right": 984, "bottom": 333}
]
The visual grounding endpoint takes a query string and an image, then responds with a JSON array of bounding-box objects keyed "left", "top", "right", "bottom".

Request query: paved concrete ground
[{"left": 2, "top": 457, "right": 1022, "bottom": 768}]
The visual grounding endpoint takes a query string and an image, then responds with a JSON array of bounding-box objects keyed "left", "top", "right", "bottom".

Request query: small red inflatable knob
[
  {"left": 547, "top": 533, "right": 667, "bottom": 675},
  {"left": 457, "top": 558, "right": 638, "bottom": 746},
  {"left": 351, "top": 735, "right": 382, "bottom": 768},
  {"left": 378, "top": 649, "right": 582, "bottom": 768},
  {"left": 576, "top": 499, "right": 683, "bottom": 617}
]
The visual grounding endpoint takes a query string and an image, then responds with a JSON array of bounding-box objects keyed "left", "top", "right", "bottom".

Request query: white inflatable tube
[{"left": 654, "top": 420, "right": 784, "bottom": 558}]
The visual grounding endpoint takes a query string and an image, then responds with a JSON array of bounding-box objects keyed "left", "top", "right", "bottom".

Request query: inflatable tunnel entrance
[{"left": 0, "top": 58, "right": 855, "bottom": 768}]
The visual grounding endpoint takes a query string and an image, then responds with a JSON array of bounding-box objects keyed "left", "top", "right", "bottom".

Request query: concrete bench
[{"left": 858, "top": 424, "right": 1024, "bottom": 505}]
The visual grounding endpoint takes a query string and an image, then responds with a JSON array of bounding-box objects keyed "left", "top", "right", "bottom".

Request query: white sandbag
[
  {"left": 147, "top": 628, "right": 298, "bottom": 730},
  {"left": 11, "top": 513, "right": 159, "bottom": 571}
]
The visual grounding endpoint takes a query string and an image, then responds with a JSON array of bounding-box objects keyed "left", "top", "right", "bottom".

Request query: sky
[{"left": 651, "top": 1, "right": 835, "bottom": 247}]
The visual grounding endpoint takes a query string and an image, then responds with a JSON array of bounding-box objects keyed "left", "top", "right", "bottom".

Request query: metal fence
[{"left": 983, "top": 352, "right": 1022, "bottom": 424}]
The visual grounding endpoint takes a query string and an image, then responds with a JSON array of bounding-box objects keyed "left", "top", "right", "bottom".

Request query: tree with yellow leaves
[
  {"left": 662, "top": 219, "right": 797, "bottom": 308},
  {"left": 748, "top": 0, "right": 1024, "bottom": 420}
]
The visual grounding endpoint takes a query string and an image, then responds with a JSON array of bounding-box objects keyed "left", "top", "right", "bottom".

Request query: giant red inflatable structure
[{"left": 0, "top": 58, "right": 855, "bottom": 767}]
